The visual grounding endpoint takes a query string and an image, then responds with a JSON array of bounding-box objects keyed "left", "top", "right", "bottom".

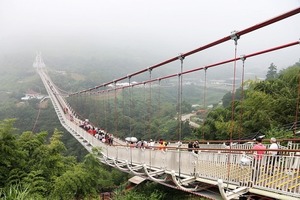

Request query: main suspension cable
[
  {"left": 99, "top": 41, "right": 299, "bottom": 94},
  {"left": 70, "top": 8, "right": 300, "bottom": 96}
]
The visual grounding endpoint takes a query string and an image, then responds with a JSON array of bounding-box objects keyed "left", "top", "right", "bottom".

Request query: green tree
[
  {"left": 51, "top": 153, "right": 113, "bottom": 200},
  {"left": 266, "top": 63, "right": 277, "bottom": 80},
  {"left": 0, "top": 120, "right": 123, "bottom": 199},
  {"left": 0, "top": 119, "right": 26, "bottom": 187}
]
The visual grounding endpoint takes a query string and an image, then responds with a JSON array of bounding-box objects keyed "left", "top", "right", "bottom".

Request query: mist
[{"left": 0, "top": 0, "right": 299, "bottom": 81}]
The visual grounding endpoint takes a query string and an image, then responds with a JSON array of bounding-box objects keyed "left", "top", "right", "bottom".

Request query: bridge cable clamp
[
  {"left": 240, "top": 55, "right": 246, "bottom": 62},
  {"left": 230, "top": 31, "right": 240, "bottom": 45},
  {"left": 178, "top": 54, "right": 185, "bottom": 62}
]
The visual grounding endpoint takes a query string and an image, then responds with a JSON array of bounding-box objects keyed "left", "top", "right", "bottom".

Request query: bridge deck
[{"left": 38, "top": 67, "right": 300, "bottom": 200}]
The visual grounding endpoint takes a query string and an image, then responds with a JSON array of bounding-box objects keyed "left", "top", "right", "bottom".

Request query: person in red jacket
[
  {"left": 253, "top": 137, "right": 266, "bottom": 160},
  {"left": 252, "top": 137, "right": 266, "bottom": 183}
]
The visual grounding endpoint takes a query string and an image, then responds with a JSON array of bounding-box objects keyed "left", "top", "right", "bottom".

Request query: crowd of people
[
  {"left": 79, "top": 119, "right": 114, "bottom": 145},
  {"left": 126, "top": 138, "right": 168, "bottom": 150},
  {"left": 78, "top": 117, "right": 282, "bottom": 172},
  {"left": 76, "top": 117, "right": 284, "bottom": 185},
  {"left": 125, "top": 139, "right": 204, "bottom": 153}
]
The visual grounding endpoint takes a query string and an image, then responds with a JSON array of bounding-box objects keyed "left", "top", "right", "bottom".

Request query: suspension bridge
[{"left": 34, "top": 7, "right": 300, "bottom": 200}]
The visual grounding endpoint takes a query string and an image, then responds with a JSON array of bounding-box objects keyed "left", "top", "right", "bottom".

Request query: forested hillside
[
  {"left": 0, "top": 119, "right": 124, "bottom": 199},
  {"left": 0, "top": 119, "right": 205, "bottom": 200},
  {"left": 202, "top": 61, "right": 300, "bottom": 140}
]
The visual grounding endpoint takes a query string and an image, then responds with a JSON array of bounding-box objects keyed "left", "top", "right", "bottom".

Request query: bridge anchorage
[{"left": 35, "top": 7, "right": 300, "bottom": 200}]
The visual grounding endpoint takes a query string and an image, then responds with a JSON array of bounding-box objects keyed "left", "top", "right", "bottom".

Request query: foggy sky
[{"left": 0, "top": 0, "right": 299, "bottom": 77}]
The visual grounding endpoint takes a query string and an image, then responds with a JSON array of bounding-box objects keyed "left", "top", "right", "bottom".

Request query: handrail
[{"left": 106, "top": 144, "right": 300, "bottom": 153}]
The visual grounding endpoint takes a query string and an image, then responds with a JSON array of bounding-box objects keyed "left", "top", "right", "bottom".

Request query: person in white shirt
[
  {"left": 149, "top": 139, "right": 155, "bottom": 149},
  {"left": 268, "top": 137, "right": 279, "bottom": 175},
  {"left": 269, "top": 137, "right": 279, "bottom": 155}
]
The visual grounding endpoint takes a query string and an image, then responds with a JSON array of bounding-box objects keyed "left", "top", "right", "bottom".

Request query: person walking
[
  {"left": 193, "top": 140, "right": 200, "bottom": 154},
  {"left": 188, "top": 141, "right": 193, "bottom": 152},
  {"left": 268, "top": 137, "right": 279, "bottom": 175},
  {"left": 252, "top": 137, "right": 266, "bottom": 183}
]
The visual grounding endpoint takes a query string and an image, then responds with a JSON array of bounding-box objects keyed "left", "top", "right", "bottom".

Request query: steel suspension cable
[
  {"left": 100, "top": 91, "right": 105, "bottom": 127},
  {"left": 294, "top": 71, "right": 300, "bottom": 136},
  {"left": 69, "top": 94, "right": 86, "bottom": 124},
  {"left": 179, "top": 55, "right": 185, "bottom": 142},
  {"left": 78, "top": 93, "right": 85, "bottom": 122},
  {"left": 89, "top": 92, "right": 94, "bottom": 122},
  {"left": 143, "top": 82, "right": 147, "bottom": 137},
  {"left": 70, "top": 8, "right": 300, "bottom": 96},
  {"left": 74, "top": 95, "right": 78, "bottom": 119},
  {"left": 89, "top": 92, "right": 94, "bottom": 124},
  {"left": 177, "top": 55, "right": 184, "bottom": 177},
  {"left": 114, "top": 82, "right": 118, "bottom": 136},
  {"left": 177, "top": 75, "right": 180, "bottom": 140},
  {"left": 128, "top": 76, "right": 132, "bottom": 136},
  {"left": 238, "top": 56, "right": 246, "bottom": 140},
  {"left": 230, "top": 32, "right": 239, "bottom": 140},
  {"left": 32, "top": 103, "right": 41, "bottom": 133},
  {"left": 83, "top": 92, "right": 88, "bottom": 121},
  {"left": 101, "top": 91, "right": 105, "bottom": 130},
  {"left": 95, "top": 92, "right": 101, "bottom": 128},
  {"left": 105, "top": 90, "right": 109, "bottom": 131},
  {"left": 93, "top": 92, "right": 99, "bottom": 126},
  {"left": 122, "top": 88, "right": 125, "bottom": 135},
  {"left": 202, "top": 68, "right": 207, "bottom": 140},
  {"left": 148, "top": 69, "right": 152, "bottom": 140},
  {"left": 227, "top": 32, "right": 239, "bottom": 190},
  {"left": 158, "top": 79, "right": 161, "bottom": 140},
  {"left": 128, "top": 76, "right": 133, "bottom": 165}
]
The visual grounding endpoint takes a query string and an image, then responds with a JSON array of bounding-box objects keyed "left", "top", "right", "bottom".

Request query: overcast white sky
[{"left": 0, "top": 0, "right": 299, "bottom": 77}]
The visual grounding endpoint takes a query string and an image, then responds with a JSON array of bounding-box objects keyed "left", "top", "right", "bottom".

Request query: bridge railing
[
  {"left": 63, "top": 103, "right": 300, "bottom": 198},
  {"left": 64, "top": 109, "right": 300, "bottom": 198},
  {"left": 59, "top": 100, "right": 300, "bottom": 198}
]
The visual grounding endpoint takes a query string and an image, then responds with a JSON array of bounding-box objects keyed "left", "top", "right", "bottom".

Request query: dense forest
[
  {"left": 0, "top": 119, "right": 205, "bottom": 200},
  {"left": 0, "top": 53, "right": 299, "bottom": 199}
]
